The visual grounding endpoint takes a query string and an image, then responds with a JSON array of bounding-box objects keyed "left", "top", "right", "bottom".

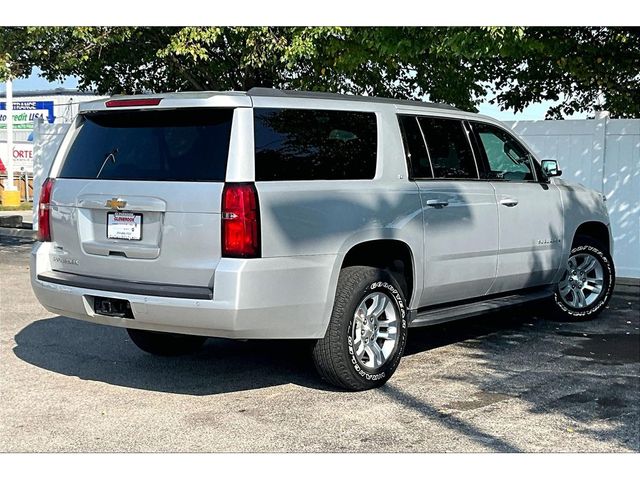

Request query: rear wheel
[
  {"left": 127, "top": 329, "right": 207, "bottom": 356},
  {"left": 312, "top": 266, "right": 408, "bottom": 391},
  {"left": 550, "top": 235, "right": 615, "bottom": 321}
]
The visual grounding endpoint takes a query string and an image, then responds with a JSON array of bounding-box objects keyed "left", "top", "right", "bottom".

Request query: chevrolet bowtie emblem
[{"left": 106, "top": 198, "right": 127, "bottom": 210}]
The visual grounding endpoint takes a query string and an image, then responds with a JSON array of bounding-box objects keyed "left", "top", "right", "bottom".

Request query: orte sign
[{"left": 0, "top": 142, "right": 34, "bottom": 173}]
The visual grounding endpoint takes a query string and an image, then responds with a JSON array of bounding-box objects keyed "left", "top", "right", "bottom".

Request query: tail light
[
  {"left": 221, "top": 183, "right": 260, "bottom": 258},
  {"left": 37, "top": 178, "right": 55, "bottom": 242}
]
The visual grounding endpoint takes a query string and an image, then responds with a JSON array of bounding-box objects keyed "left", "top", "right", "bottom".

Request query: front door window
[{"left": 472, "top": 123, "right": 535, "bottom": 181}]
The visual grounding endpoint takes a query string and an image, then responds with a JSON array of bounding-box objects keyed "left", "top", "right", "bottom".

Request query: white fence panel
[
  {"left": 602, "top": 120, "right": 640, "bottom": 280},
  {"left": 508, "top": 118, "right": 604, "bottom": 191},
  {"left": 507, "top": 115, "right": 640, "bottom": 279}
]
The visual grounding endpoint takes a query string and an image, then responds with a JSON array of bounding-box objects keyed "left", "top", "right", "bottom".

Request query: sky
[{"left": 1, "top": 68, "right": 587, "bottom": 121}]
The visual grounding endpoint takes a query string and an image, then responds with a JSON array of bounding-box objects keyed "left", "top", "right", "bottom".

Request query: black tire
[
  {"left": 312, "top": 266, "right": 409, "bottom": 391},
  {"left": 548, "top": 235, "right": 615, "bottom": 321},
  {"left": 127, "top": 328, "right": 207, "bottom": 356}
]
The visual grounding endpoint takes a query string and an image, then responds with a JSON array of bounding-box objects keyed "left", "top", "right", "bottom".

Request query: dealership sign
[
  {"left": 0, "top": 142, "right": 34, "bottom": 173},
  {"left": 0, "top": 101, "right": 55, "bottom": 130}
]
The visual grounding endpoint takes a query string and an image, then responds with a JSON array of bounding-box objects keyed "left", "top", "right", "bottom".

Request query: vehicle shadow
[
  {"left": 404, "top": 306, "right": 541, "bottom": 357},
  {"left": 13, "top": 304, "right": 543, "bottom": 397},
  {"left": 13, "top": 316, "right": 332, "bottom": 395}
]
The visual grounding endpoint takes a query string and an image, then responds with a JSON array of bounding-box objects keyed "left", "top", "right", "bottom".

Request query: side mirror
[{"left": 541, "top": 159, "right": 562, "bottom": 177}]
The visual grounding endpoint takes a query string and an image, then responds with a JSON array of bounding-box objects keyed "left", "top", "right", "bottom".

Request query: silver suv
[{"left": 31, "top": 88, "right": 615, "bottom": 390}]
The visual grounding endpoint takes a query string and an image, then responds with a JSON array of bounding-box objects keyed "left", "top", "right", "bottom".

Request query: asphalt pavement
[{"left": 1, "top": 234, "right": 638, "bottom": 452}]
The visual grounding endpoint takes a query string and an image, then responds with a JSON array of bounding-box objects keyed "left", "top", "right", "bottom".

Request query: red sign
[{"left": 0, "top": 142, "right": 34, "bottom": 173}]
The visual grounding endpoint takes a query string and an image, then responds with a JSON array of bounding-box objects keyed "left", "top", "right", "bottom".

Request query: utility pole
[{"left": 2, "top": 70, "right": 20, "bottom": 206}]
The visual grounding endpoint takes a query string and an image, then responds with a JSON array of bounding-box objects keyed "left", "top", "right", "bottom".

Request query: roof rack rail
[{"left": 247, "top": 87, "right": 460, "bottom": 111}]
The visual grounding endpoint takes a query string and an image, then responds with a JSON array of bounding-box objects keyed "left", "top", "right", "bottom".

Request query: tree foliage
[{"left": 1, "top": 27, "right": 638, "bottom": 118}]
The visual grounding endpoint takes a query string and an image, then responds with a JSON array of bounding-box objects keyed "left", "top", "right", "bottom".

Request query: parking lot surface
[{"left": 1, "top": 234, "right": 638, "bottom": 452}]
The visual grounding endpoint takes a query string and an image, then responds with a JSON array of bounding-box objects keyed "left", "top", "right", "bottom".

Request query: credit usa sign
[
  {"left": 0, "top": 142, "right": 34, "bottom": 173},
  {"left": 0, "top": 101, "right": 55, "bottom": 130}
]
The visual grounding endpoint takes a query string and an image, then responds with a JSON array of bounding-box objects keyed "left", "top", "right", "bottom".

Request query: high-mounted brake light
[
  {"left": 221, "top": 183, "right": 260, "bottom": 258},
  {"left": 37, "top": 178, "right": 55, "bottom": 242},
  {"left": 105, "top": 98, "right": 162, "bottom": 108}
]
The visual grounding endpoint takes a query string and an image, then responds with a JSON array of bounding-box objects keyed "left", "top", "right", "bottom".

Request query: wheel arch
[
  {"left": 573, "top": 221, "right": 611, "bottom": 252},
  {"left": 319, "top": 229, "right": 423, "bottom": 339},
  {"left": 339, "top": 239, "right": 416, "bottom": 305}
]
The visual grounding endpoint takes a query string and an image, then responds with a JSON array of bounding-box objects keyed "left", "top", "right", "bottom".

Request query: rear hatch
[{"left": 48, "top": 107, "right": 234, "bottom": 291}]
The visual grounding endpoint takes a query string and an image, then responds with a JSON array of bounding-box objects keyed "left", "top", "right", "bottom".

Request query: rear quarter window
[
  {"left": 59, "top": 108, "right": 234, "bottom": 182},
  {"left": 254, "top": 108, "right": 377, "bottom": 181}
]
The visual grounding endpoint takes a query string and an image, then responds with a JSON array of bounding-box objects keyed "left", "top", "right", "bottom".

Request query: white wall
[{"left": 506, "top": 114, "right": 640, "bottom": 279}]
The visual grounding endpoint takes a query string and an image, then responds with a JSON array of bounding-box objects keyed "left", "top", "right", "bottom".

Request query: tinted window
[
  {"left": 60, "top": 109, "right": 233, "bottom": 181},
  {"left": 398, "top": 115, "right": 432, "bottom": 179},
  {"left": 254, "top": 108, "right": 377, "bottom": 181},
  {"left": 472, "top": 122, "right": 534, "bottom": 181},
  {"left": 418, "top": 117, "right": 477, "bottom": 179}
]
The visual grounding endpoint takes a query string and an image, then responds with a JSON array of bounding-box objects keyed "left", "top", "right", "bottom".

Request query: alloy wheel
[
  {"left": 350, "top": 292, "right": 399, "bottom": 369},
  {"left": 558, "top": 252, "right": 605, "bottom": 309}
]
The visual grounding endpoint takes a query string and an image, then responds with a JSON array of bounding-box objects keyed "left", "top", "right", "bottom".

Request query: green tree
[{"left": 1, "top": 27, "right": 638, "bottom": 118}]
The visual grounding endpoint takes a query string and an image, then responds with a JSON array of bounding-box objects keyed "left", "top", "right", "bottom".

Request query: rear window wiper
[{"left": 97, "top": 148, "right": 119, "bottom": 179}]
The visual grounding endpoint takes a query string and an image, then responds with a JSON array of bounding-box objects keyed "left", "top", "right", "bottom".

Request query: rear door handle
[
  {"left": 426, "top": 199, "right": 449, "bottom": 208},
  {"left": 499, "top": 197, "right": 519, "bottom": 207}
]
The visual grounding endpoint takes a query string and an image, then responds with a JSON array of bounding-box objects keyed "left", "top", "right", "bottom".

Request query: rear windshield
[{"left": 59, "top": 108, "right": 234, "bottom": 181}]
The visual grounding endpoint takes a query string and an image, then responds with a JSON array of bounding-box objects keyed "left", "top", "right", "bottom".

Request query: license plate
[{"left": 107, "top": 212, "right": 142, "bottom": 241}]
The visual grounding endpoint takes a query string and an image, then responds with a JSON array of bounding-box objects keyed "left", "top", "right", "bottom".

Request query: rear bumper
[
  {"left": 30, "top": 242, "right": 337, "bottom": 339},
  {"left": 37, "top": 270, "right": 213, "bottom": 300}
]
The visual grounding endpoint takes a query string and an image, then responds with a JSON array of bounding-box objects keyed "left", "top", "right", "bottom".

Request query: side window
[
  {"left": 398, "top": 115, "right": 432, "bottom": 179},
  {"left": 417, "top": 117, "right": 478, "bottom": 179},
  {"left": 472, "top": 122, "right": 535, "bottom": 181},
  {"left": 254, "top": 108, "right": 377, "bottom": 181}
]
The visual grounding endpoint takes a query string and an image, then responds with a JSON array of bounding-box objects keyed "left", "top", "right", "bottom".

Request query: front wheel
[
  {"left": 312, "top": 266, "right": 409, "bottom": 391},
  {"left": 550, "top": 235, "right": 615, "bottom": 321},
  {"left": 127, "top": 328, "right": 207, "bottom": 356}
]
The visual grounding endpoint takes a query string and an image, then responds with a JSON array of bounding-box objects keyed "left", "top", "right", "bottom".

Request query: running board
[{"left": 408, "top": 287, "right": 554, "bottom": 328}]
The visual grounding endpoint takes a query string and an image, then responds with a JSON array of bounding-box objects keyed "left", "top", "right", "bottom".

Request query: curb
[
  {"left": 617, "top": 277, "right": 640, "bottom": 287},
  {"left": 0, "top": 227, "right": 37, "bottom": 239}
]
